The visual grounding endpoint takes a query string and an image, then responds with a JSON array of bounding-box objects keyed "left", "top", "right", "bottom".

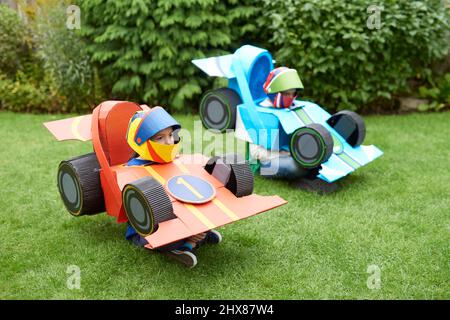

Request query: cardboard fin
[
  {"left": 192, "top": 55, "right": 235, "bottom": 78},
  {"left": 43, "top": 115, "right": 92, "bottom": 141},
  {"left": 144, "top": 192, "right": 287, "bottom": 249}
]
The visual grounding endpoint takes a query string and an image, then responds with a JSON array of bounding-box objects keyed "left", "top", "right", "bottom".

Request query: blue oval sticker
[{"left": 166, "top": 175, "right": 216, "bottom": 204}]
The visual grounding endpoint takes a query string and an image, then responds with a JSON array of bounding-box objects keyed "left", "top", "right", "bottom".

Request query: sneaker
[
  {"left": 205, "top": 230, "right": 222, "bottom": 244},
  {"left": 164, "top": 249, "right": 198, "bottom": 268},
  {"left": 129, "top": 233, "right": 149, "bottom": 247}
]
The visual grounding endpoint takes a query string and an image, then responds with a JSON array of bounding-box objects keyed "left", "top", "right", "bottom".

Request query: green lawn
[{"left": 0, "top": 111, "right": 449, "bottom": 299}]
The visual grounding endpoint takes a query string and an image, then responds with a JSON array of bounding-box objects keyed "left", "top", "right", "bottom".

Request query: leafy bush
[
  {"left": 261, "top": 0, "right": 450, "bottom": 112},
  {"left": 0, "top": 71, "right": 64, "bottom": 113},
  {"left": 0, "top": 4, "right": 32, "bottom": 77},
  {"left": 0, "top": 2, "right": 103, "bottom": 113},
  {"left": 79, "top": 0, "right": 260, "bottom": 112},
  {"left": 417, "top": 73, "right": 450, "bottom": 111},
  {"left": 35, "top": 3, "right": 103, "bottom": 112},
  {"left": 2, "top": 0, "right": 448, "bottom": 114}
]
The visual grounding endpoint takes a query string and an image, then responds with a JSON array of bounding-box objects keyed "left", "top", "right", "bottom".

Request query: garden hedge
[
  {"left": 1, "top": 1, "right": 449, "bottom": 113},
  {"left": 78, "top": 0, "right": 261, "bottom": 112},
  {"left": 261, "top": 0, "right": 449, "bottom": 112}
]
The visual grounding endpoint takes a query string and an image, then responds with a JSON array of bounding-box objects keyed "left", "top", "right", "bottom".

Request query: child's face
[
  {"left": 150, "top": 127, "right": 175, "bottom": 145},
  {"left": 281, "top": 89, "right": 298, "bottom": 98}
]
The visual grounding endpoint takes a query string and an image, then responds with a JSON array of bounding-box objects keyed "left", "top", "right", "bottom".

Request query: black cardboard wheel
[
  {"left": 57, "top": 153, "right": 105, "bottom": 216},
  {"left": 204, "top": 154, "right": 254, "bottom": 197},
  {"left": 290, "top": 124, "right": 333, "bottom": 168},
  {"left": 327, "top": 110, "right": 366, "bottom": 147},
  {"left": 199, "top": 87, "right": 241, "bottom": 132},
  {"left": 226, "top": 161, "right": 254, "bottom": 197},
  {"left": 122, "top": 177, "right": 175, "bottom": 237},
  {"left": 204, "top": 155, "right": 222, "bottom": 174}
]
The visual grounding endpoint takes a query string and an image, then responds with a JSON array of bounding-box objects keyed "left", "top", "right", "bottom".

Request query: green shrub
[
  {"left": 79, "top": 0, "right": 260, "bottom": 112},
  {"left": 35, "top": 3, "right": 102, "bottom": 112},
  {"left": 417, "top": 73, "right": 450, "bottom": 111},
  {"left": 0, "top": 71, "right": 64, "bottom": 113},
  {"left": 261, "top": 0, "right": 450, "bottom": 112},
  {"left": 0, "top": 4, "right": 53, "bottom": 113},
  {"left": 0, "top": 3, "right": 103, "bottom": 113},
  {"left": 0, "top": 4, "right": 33, "bottom": 77}
]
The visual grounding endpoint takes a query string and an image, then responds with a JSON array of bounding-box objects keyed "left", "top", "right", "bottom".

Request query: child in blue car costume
[{"left": 250, "top": 67, "right": 315, "bottom": 180}]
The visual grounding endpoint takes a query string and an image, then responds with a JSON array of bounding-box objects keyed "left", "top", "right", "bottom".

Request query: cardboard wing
[
  {"left": 43, "top": 104, "right": 151, "bottom": 142},
  {"left": 192, "top": 54, "right": 235, "bottom": 78},
  {"left": 43, "top": 115, "right": 92, "bottom": 141},
  {"left": 113, "top": 154, "right": 288, "bottom": 249}
]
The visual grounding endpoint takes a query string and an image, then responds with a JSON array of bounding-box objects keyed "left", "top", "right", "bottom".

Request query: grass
[{"left": 0, "top": 110, "right": 449, "bottom": 299}]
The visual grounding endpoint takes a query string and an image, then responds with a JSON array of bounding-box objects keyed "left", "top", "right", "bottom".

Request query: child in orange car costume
[{"left": 125, "top": 106, "right": 221, "bottom": 267}]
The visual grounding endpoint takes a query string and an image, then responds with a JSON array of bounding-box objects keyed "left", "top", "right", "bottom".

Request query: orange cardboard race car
[{"left": 44, "top": 101, "right": 287, "bottom": 249}]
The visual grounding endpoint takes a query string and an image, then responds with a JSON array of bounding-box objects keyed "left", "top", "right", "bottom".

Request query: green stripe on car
[{"left": 337, "top": 152, "right": 361, "bottom": 169}]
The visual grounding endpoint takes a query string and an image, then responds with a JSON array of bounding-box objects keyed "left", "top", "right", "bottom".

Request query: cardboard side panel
[{"left": 100, "top": 171, "right": 122, "bottom": 218}]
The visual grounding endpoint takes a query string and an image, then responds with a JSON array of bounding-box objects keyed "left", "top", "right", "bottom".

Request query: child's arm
[{"left": 249, "top": 143, "right": 289, "bottom": 162}]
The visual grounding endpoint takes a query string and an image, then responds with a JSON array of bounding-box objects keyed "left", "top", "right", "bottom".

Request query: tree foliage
[
  {"left": 0, "top": 4, "right": 32, "bottom": 77},
  {"left": 261, "top": 0, "right": 450, "bottom": 112},
  {"left": 79, "top": 0, "right": 260, "bottom": 112}
]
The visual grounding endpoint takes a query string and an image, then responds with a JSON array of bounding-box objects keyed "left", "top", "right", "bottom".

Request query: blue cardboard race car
[{"left": 192, "top": 45, "right": 383, "bottom": 183}]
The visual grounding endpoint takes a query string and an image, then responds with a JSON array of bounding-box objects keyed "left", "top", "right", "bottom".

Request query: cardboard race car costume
[
  {"left": 44, "top": 101, "right": 287, "bottom": 249},
  {"left": 192, "top": 45, "right": 383, "bottom": 183}
]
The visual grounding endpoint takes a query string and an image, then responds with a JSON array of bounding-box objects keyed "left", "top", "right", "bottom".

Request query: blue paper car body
[{"left": 192, "top": 45, "right": 383, "bottom": 183}]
